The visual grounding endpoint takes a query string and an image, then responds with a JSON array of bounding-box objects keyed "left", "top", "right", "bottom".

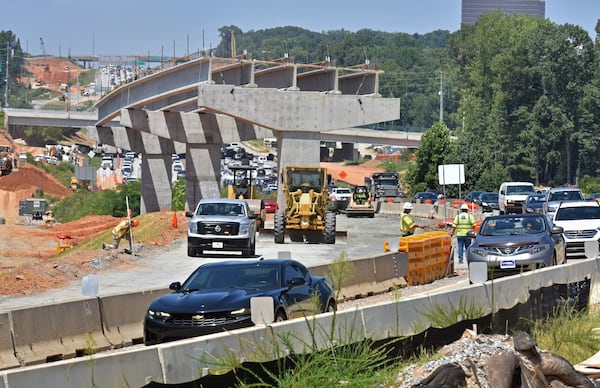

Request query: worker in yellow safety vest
[
  {"left": 103, "top": 218, "right": 140, "bottom": 251},
  {"left": 451, "top": 204, "right": 476, "bottom": 263},
  {"left": 401, "top": 202, "right": 419, "bottom": 237}
]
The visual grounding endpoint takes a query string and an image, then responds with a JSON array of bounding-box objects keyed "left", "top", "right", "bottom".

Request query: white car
[{"left": 552, "top": 201, "right": 600, "bottom": 259}]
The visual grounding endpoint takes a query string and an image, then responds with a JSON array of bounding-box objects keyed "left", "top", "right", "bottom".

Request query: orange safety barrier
[{"left": 399, "top": 231, "right": 453, "bottom": 285}]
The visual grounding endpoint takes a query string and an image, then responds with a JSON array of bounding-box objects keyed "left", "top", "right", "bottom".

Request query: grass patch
[{"left": 532, "top": 306, "right": 600, "bottom": 364}]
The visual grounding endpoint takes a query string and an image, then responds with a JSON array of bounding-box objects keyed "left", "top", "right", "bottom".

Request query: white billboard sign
[{"left": 438, "top": 164, "right": 465, "bottom": 185}]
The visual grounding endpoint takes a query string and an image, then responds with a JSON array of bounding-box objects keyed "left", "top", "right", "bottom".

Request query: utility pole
[
  {"left": 439, "top": 71, "right": 444, "bottom": 122},
  {"left": 5, "top": 41, "right": 9, "bottom": 108}
]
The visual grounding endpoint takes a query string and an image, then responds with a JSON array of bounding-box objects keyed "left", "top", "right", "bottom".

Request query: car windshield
[
  {"left": 479, "top": 216, "right": 546, "bottom": 236},
  {"left": 528, "top": 195, "right": 545, "bottom": 203},
  {"left": 197, "top": 203, "right": 245, "bottom": 216},
  {"left": 549, "top": 191, "right": 583, "bottom": 201},
  {"left": 480, "top": 193, "right": 498, "bottom": 201},
  {"left": 506, "top": 185, "right": 535, "bottom": 195},
  {"left": 182, "top": 264, "right": 280, "bottom": 290},
  {"left": 555, "top": 206, "right": 600, "bottom": 221}
]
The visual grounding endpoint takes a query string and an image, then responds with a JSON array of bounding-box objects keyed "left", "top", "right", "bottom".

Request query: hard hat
[
  {"left": 132, "top": 219, "right": 140, "bottom": 227},
  {"left": 460, "top": 204, "right": 469, "bottom": 210},
  {"left": 403, "top": 202, "right": 413, "bottom": 210}
]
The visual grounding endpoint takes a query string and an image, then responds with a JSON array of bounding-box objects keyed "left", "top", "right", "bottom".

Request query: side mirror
[
  {"left": 551, "top": 226, "right": 564, "bottom": 235},
  {"left": 185, "top": 211, "right": 194, "bottom": 218},
  {"left": 466, "top": 230, "right": 477, "bottom": 238},
  {"left": 288, "top": 277, "right": 306, "bottom": 288},
  {"left": 169, "top": 281, "right": 182, "bottom": 291},
  {"left": 249, "top": 213, "right": 258, "bottom": 219}
]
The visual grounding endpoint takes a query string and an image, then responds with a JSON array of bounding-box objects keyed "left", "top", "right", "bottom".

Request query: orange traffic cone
[{"left": 172, "top": 211, "right": 178, "bottom": 228}]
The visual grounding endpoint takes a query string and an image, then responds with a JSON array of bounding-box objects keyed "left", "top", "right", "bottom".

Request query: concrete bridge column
[
  {"left": 140, "top": 154, "right": 174, "bottom": 214},
  {"left": 184, "top": 143, "right": 222, "bottom": 211},
  {"left": 275, "top": 131, "right": 321, "bottom": 206}
]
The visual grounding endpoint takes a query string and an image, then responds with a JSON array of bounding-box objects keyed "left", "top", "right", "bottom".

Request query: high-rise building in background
[{"left": 462, "top": 0, "right": 545, "bottom": 25}]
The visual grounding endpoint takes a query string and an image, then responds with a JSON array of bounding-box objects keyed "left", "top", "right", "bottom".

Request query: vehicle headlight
[
  {"left": 148, "top": 310, "right": 171, "bottom": 319},
  {"left": 230, "top": 307, "right": 251, "bottom": 315},
  {"left": 531, "top": 244, "right": 550, "bottom": 254},
  {"left": 240, "top": 224, "right": 250, "bottom": 234},
  {"left": 189, "top": 222, "right": 198, "bottom": 234},
  {"left": 470, "top": 248, "right": 488, "bottom": 257},
  {"left": 482, "top": 202, "right": 489, "bottom": 206}
]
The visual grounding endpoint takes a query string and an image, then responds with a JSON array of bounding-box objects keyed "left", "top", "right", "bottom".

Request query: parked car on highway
[
  {"left": 466, "top": 214, "right": 566, "bottom": 280},
  {"left": 263, "top": 200, "right": 278, "bottom": 213},
  {"left": 552, "top": 201, "right": 600, "bottom": 259},
  {"left": 473, "top": 192, "right": 499, "bottom": 213},
  {"left": 410, "top": 191, "right": 438, "bottom": 204},
  {"left": 186, "top": 198, "right": 258, "bottom": 257},
  {"left": 464, "top": 191, "right": 484, "bottom": 203},
  {"left": 143, "top": 259, "right": 336, "bottom": 345},
  {"left": 522, "top": 193, "right": 546, "bottom": 214},
  {"left": 543, "top": 187, "right": 584, "bottom": 214}
]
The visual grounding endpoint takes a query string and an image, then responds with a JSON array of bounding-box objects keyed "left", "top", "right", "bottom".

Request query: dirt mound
[
  {"left": 0, "top": 164, "right": 72, "bottom": 223},
  {"left": 23, "top": 57, "right": 86, "bottom": 92}
]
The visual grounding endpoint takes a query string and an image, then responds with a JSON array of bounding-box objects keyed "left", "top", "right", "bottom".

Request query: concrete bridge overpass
[{"left": 3, "top": 56, "right": 422, "bottom": 212}]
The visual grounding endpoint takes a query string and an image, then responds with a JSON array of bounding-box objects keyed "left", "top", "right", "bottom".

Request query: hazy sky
[{"left": 1, "top": 0, "right": 598, "bottom": 57}]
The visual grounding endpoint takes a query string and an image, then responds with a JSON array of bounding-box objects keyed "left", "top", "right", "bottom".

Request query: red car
[{"left": 263, "top": 200, "right": 278, "bottom": 213}]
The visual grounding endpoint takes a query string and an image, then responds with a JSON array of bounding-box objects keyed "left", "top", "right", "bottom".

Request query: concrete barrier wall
[
  {"left": 99, "top": 288, "right": 170, "bottom": 348},
  {"left": 11, "top": 298, "right": 110, "bottom": 366},
  {"left": 1, "top": 258, "right": 597, "bottom": 386},
  {"left": 4, "top": 346, "right": 162, "bottom": 388},
  {"left": 0, "top": 313, "right": 19, "bottom": 370}
]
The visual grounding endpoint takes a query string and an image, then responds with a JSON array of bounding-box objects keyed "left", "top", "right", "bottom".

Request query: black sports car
[{"left": 144, "top": 259, "right": 336, "bottom": 345}]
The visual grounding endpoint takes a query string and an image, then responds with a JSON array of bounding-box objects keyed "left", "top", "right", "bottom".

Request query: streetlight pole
[
  {"left": 64, "top": 65, "right": 70, "bottom": 113},
  {"left": 4, "top": 41, "right": 9, "bottom": 108}
]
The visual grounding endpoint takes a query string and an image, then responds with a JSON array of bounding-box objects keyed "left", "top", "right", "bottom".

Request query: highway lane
[{"left": 1, "top": 213, "right": 433, "bottom": 310}]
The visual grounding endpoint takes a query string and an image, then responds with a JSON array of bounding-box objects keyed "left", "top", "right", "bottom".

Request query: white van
[{"left": 498, "top": 182, "right": 536, "bottom": 214}]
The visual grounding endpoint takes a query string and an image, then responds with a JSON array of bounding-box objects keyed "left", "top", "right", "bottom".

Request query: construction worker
[
  {"left": 451, "top": 204, "right": 476, "bottom": 263},
  {"left": 103, "top": 218, "right": 140, "bottom": 251},
  {"left": 401, "top": 202, "right": 418, "bottom": 237}
]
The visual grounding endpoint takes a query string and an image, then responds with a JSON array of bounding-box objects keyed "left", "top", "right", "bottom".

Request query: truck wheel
[
  {"left": 274, "top": 210, "right": 285, "bottom": 244},
  {"left": 246, "top": 238, "right": 256, "bottom": 257},
  {"left": 187, "top": 246, "right": 196, "bottom": 257},
  {"left": 324, "top": 211, "right": 336, "bottom": 244}
]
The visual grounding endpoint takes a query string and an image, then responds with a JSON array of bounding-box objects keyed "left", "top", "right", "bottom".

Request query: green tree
[{"left": 405, "top": 121, "right": 453, "bottom": 194}]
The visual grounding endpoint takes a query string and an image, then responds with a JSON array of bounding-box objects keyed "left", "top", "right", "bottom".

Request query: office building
[{"left": 462, "top": 0, "right": 545, "bottom": 25}]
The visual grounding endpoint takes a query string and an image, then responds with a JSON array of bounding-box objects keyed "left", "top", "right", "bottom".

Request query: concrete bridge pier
[
  {"left": 138, "top": 134, "right": 176, "bottom": 214},
  {"left": 184, "top": 143, "right": 222, "bottom": 211},
  {"left": 275, "top": 131, "right": 321, "bottom": 205}
]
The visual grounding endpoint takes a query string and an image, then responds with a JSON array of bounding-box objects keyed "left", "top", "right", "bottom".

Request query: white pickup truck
[{"left": 329, "top": 187, "right": 352, "bottom": 211}]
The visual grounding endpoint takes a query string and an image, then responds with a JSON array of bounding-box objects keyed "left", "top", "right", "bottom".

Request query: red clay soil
[
  {"left": 321, "top": 159, "right": 385, "bottom": 186},
  {"left": 21, "top": 57, "right": 87, "bottom": 92},
  {"left": 0, "top": 161, "right": 187, "bottom": 297}
]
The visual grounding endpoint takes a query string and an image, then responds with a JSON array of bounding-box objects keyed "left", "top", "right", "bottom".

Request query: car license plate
[
  {"left": 212, "top": 242, "right": 223, "bottom": 249},
  {"left": 500, "top": 259, "right": 516, "bottom": 269}
]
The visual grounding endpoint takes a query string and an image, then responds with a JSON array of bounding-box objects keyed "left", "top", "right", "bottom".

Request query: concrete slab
[{"left": 0, "top": 313, "right": 19, "bottom": 371}]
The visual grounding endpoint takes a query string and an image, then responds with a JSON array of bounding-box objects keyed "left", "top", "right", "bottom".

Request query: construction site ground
[{"left": 0, "top": 148, "right": 388, "bottom": 298}]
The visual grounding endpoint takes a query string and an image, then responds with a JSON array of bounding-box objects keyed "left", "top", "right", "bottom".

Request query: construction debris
[{"left": 398, "top": 330, "right": 599, "bottom": 387}]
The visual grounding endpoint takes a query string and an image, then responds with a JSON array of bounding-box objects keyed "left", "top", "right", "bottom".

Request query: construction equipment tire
[
  {"left": 274, "top": 210, "right": 285, "bottom": 244},
  {"left": 324, "top": 211, "right": 336, "bottom": 244}
]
